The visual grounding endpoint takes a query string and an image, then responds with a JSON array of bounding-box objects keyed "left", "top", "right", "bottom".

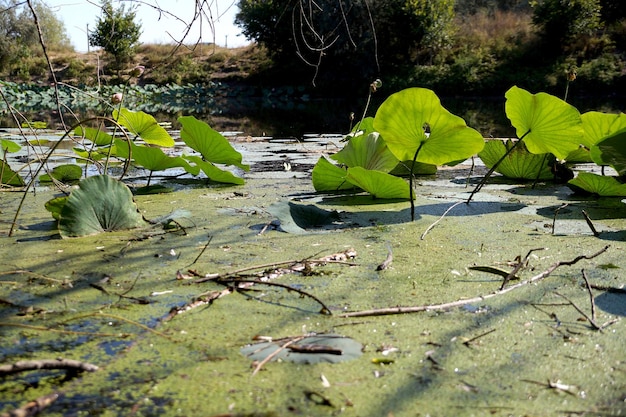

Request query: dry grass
[{"left": 456, "top": 9, "right": 535, "bottom": 46}]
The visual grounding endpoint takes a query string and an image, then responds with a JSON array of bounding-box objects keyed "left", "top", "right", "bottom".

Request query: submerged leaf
[
  {"left": 479, "top": 140, "right": 554, "bottom": 180},
  {"left": 241, "top": 334, "right": 362, "bottom": 364},
  {"left": 267, "top": 201, "right": 340, "bottom": 234},
  {"left": 58, "top": 175, "right": 148, "bottom": 238},
  {"left": 373, "top": 88, "right": 484, "bottom": 165},
  {"left": 113, "top": 108, "right": 175, "bottom": 147},
  {"left": 504, "top": 86, "right": 583, "bottom": 160}
]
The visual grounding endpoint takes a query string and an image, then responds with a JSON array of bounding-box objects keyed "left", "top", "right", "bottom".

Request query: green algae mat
[{"left": 1, "top": 138, "right": 626, "bottom": 416}]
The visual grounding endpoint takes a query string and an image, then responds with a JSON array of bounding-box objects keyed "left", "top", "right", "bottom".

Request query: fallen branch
[
  {"left": 339, "top": 246, "right": 610, "bottom": 318},
  {"left": 0, "top": 358, "right": 98, "bottom": 376},
  {"left": 0, "top": 393, "right": 60, "bottom": 417}
]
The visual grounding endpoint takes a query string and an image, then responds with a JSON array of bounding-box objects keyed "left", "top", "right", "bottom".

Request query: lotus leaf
[
  {"left": 479, "top": 140, "right": 554, "bottom": 180},
  {"left": 39, "top": 164, "right": 83, "bottom": 183},
  {"left": 581, "top": 111, "right": 626, "bottom": 148},
  {"left": 114, "top": 139, "right": 198, "bottom": 175},
  {"left": 504, "top": 86, "right": 583, "bottom": 160},
  {"left": 591, "top": 128, "right": 626, "bottom": 175},
  {"left": 184, "top": 155, "right": 244, "bottom": 185},
  {"left": 311, "top": 156, "right": 357, "bottom": 192},
  {"left": 113, "top": 108, "right": 175, "bottom": 147},
  {"left": 74, "top": 126, "right": 114, "bottom": 146},
  {"left": 373, "top": 88, "right": 484, "bottom": 166},
  {"left": 331, "top": 132, "right": 399, "bottom": 172},
  {"left": 179, "top": 116, "right": 249, "bottom": 170},
  {"left": 267, "top": 201, "right": 340, "bottom": 234},
  {"left": 0, "top": 138, "right": 21, "bottom": 154},
  {"left": 44, "top": 196, "right": 68, "bottom": 220},
  {"left": 0, "top": 161, "right": 25, "bottom": 186},
  {"left": 58, "top": 175, "right": 148, "bottom": 238},
  {"left": 346, "top": 166, "right": 413, "bottom": 200},
  {"left": 241, "top": 334, "right": 362, "bottom": 364},
  {"left": 568, "top": 172, "right": 626, "bottom": 197}
]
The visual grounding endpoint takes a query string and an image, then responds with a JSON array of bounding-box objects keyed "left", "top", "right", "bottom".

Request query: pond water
[{"left": 1, "top": 127, "right": 626, "bottom": 416}]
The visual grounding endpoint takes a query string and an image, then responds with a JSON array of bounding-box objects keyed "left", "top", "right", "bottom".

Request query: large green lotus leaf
[
  {"left": 568, "top": 172, "right": 626, "bottom": 197},
  {"left": 114, "top": 139, "right": 197, "bottom": 174},
  {"left": 311, "top": 156, "right": 358, "bottom": 192},
  {"left": 241, "top": 334, "right": 362, "bottom": 364},
  {"left": 479, "top": 140, "right": 554, "bottom": 180},
  {"left": 267, "top": 201, "right": 340, "bottom": 234},
  {"left": 113, "top": 108, "right": 175, "bottom": 147},
  {"left": 179, "top": 116, "right": 249, "bottom": 170},
  {"left": 331, "top": 132, "right": 399, "bottom": 172},
  {"left": 58, "top": 175, "right": 148, "bottom": 238},
  {"left": 593, "top": 129, "right": 626, "bottom": 175},
  {"left": 1, "top": 138, "right": 21, "bottom": 154},
  {"left": 581, "top": 111, "right": 626, "bottom": 148},
  {"left": 184, "top": 155, "right": 244, "bottom": 185},
  {"left": 389, "top": 160, "right": 437, "bottom": 176},
  {"left": 346, "top": 166, "right": 412, "bottom": 200},
  {"left": 0, "top": 161, "right": 25, "bottom": 186},
  {"left": 39, "top": 164, "right": 83, "bottom": 183},
  {"left": 373, "top": 88, "right": 484, "bottom": 165},
  {"left": 504, "top": 86, "right": 583, "bottom": 160},
  {"left": 74, "top": 126, "right": 114, "bottom": 146},
  {"left": 346, "top": 117, "right": 377, "bottom": 139}
]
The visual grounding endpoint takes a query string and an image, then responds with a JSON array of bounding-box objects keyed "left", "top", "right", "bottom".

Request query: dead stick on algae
[{"left": 339, "top": 246, "right": 609, "bottom": 318}]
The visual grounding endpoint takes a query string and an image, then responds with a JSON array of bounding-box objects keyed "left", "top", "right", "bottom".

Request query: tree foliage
[
  {"left": 89, "top": 0, "right": 142, "bottom": 68},
  {"left": 0, "top": 0, "right": 71, "bottom": 72},
  {"left": 235, "top": 0, "right": 457, "bottom": 86},
  {"left": 531, "top": 0, "right": 603, "bottom": 49}
]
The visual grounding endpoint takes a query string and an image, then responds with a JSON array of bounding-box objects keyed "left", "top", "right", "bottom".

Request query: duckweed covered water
[{"left": 1, "top": 134, "right": 626, "bottom": 416}]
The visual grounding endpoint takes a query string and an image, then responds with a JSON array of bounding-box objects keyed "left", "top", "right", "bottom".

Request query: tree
[
  {"left": 531, "top": 0, "right": 603, "bottom": 50},
  {"left": 89, "top": 0, "right": 142, "bottom": 69}
]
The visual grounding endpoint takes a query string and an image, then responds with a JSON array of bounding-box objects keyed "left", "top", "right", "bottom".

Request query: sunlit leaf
[
  {"left": 113, "top": 108, "right": 175, "bottom": 147},
  {"left": 58, "top": 175, "right": 148, "bottom": 238},
  {"left": 373, "top": 88, "right": 484, "bottom": 165},
  {"left": 504, "top": 86, "right": 583, "bottom": 160},
  {"left": 346, "top": 166, "right": 413, "bottom": 200},
  {"left": 267, "top": 201, "right": 340, "bottom": 234},
  {"left": 568, "top": 172, "right": 626, "bottom": 197},
  {"left": 184, "top": 155, "right": 244, "bottom": 185},
  {"left": 179, "top": 116, "right": 249, "bottom": 170},
  {"left": 581, "top": 111, "right": 626, "bottom": 148},
  {"left": 44, "top": 196, "right": 68, "bottom": 220},
  {"left": 0, "top": 138, "right": 21, "bottom": 154},
  {"left": 331, "top": 132, "right": 399, "bottom": 172},
  {"left": 241, "top": 334, "right": 362, "bottom": 364},
  {"left": 39, "top": 164, "right": 83, "bottom": 183},
  {"left": 74, "top": 126, "right": 114, "bottom": 146},
  {"left": 479, "top": 139, "right": 554, "bottom": 180},
  {"left": 311, "top": 156, "right": 358, "bottom": 192}
]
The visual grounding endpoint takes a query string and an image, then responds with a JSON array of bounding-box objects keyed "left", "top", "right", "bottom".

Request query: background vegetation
[{"left": 0, "top": 0, "right": 623, "bottom": 100}]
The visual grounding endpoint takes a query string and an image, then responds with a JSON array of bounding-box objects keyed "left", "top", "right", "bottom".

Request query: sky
[{"left": 45, "top": 0, "right": 250, "bottom": 52}]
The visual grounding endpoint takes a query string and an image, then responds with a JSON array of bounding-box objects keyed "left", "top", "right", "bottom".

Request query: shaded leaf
[
  {"left": 373, "top": 88, "right": 484, "bottom": 165},
  {"left": 267, "top": 201, "right": 340, "bottom": 234},
  {"left": 113, "top": 108, "right": 175, "bottom": 147},
  {"left": 504, "top": 86, "right": 583, "bottom": 160},
  {"left": 44, "top": 196, "right": 68, "bottom": 220},
  {"left": 568, "top": 172, "right": 626, "bottom": 197},
  {"left": 179, "top": 116, "right": 249, "bottom": 170},
  {"left": 478, "top": 140, "right": 554, "bottom": 180},
  {"left": 331, "top": 132, "right": 399, "bottom": 172},
  {"left": 346, "top": 166, "right": 413, "bottom": 200},
  {"left": 58, "top": 175, "right": 148, "bottom": 238},
  {"left": 241, "top": 334, "right": 362, "bottom": 364},
  {"left": 593, "top": 129, "right": 626, "bottom": 175}
]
